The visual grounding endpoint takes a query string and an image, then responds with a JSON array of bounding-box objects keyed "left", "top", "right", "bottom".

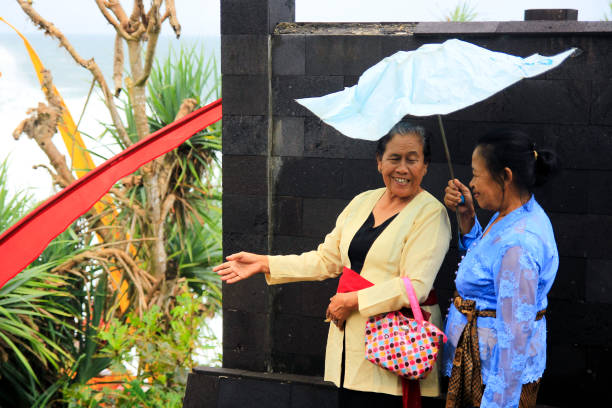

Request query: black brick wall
[{"left": 216, "top": 2, "right": 612, "bottom": 406}]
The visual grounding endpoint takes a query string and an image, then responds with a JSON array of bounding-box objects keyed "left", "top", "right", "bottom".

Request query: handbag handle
[{"left": 402, "top": 277, "right": 424, "bottom": 327}]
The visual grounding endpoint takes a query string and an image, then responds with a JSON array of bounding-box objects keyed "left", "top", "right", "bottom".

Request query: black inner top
[{"left": 347, "top": 212, "right": 399, "bottom": 274}]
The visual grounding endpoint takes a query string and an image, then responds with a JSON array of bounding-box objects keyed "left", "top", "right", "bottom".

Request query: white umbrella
[{"left": 297, "top": 38, "right": 577, "bottom": 179}]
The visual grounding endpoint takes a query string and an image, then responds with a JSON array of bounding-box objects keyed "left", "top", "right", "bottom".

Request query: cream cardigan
[{"left": 267, "top": 188, "right": 451, "bottom": 396}]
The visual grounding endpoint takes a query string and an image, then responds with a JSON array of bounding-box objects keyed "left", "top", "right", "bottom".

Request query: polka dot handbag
[{"left": 365, "top": 277, "right": 447, "bottom": 380}]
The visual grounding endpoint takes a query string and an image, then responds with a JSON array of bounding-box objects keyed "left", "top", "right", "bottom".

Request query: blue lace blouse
[{"left": 442, "top": 196, "right": 559, "bottom": 408}]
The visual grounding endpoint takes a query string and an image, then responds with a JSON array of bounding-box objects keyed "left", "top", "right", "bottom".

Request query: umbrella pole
[
  {"left": 436, "top": 115, "right": 463, "bottom": 249},
  {"left": 437, "top": 115, "right": 455, "bottom": 180}
]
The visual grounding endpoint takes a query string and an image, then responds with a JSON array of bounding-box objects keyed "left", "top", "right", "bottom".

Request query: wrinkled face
[
  {"left": 377, "top": 133, "right": 428, "bottom": 200},
  {"left": 469, "top": 147, "right": 504, "bottom": 211}
]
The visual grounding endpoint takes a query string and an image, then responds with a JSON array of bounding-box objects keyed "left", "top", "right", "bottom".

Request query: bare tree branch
[
  {"left": 106, "top": 0, "right": 131, "bottom": 31},
  {"left": 13, "top": 70, "right": 75, "bottom": 187},
  {"left": 113, "top": 33, "right": 124, "bottom": 97},
  {"left": 164, "top": 0, "right": 181, "bottom": 38},
  {"left": 17, "top": 0, "right": 132, "bottom": 147},
  {"left": 94, "top": 0, "right": 133, "bottom": 40},
  {"left": 134, "top": 0, "right": 163, "bottom": 86},
  {"left": 130, "top": 0, "right": 147, "bottom": 28}
]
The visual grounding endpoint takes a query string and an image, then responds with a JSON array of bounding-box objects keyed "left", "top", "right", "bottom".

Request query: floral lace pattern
[{"left": 442, "top": 196, "right": 559, "bottom": 408}]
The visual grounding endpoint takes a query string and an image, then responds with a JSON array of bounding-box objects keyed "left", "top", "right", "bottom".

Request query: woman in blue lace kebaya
[{"left": 441, "top": 129, "right": 560, "bottom": 408}]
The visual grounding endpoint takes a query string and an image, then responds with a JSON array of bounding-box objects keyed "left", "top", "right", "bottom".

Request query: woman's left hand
[{"left": 326, "top": 292, "right": 358, "bottom": 329}]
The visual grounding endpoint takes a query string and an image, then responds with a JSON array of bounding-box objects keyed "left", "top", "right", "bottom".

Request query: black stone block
[
  {"left": 538, "top": 343, "right": 588, "bottom": 407},
  {"left": 271, "top": 235, "right": 321, "bottom": 255},
  {"left": 272, "top": 117, "right": 305, "bottom": 157},
  {"left": 272, "top": 76, "right": 344, "bottom": 117},
  {"left": 218, "top": 377, "right": 290, "bottom": 408},
  {"left": 533, "top": 169, "right": 588, "bottom": 214},
  {"left": 273, "top": 156, "right": 345, "bottom": 198},
  {"left": 222, "top": 346, "right": 268, "bottom": 373},
  {"left": 268, "top": 0, "right": 295, "bottom": 34},
  {"left": 303, "top": 117, "right": 376, "bottom": 160},
  {"left": 272, "top": 280, "right": 338, "bottom": 317},
  {"left": 223, "top": 155, "right": 268, "bottom": 195},
  {"left": 223, "top": 232, "right": 268, "bottom": 258},
  {"left": 469, "top": 36, "right": 552, "bottom": 59},
  {"left": 591, "top": 79, "right": 612, "bottom": 126},
  {"left": 524, "top": 9, "right": 578, "bottom": 21},
  {"left": 273, "top": 196, "right": 303, "bottom": 235},
  {"left": 223, "top": 194, "right": 268, "bottom": 234},
  {"left": 273, "top": 35, "right": 306, "bottom": 75},
  {"left": 557, "top": 126, "right": 612, "bottom": 171},
  {"left": 221, "top": 35, "right": 268, "bottom": 75},
  {"left": 222, "top": 310, "right": 270, "bottom": 370},
  {"left": 588, "top": 170, "right": 612, "bottom": 215},
  {"left": 545, "top": 37, "right": 612, "bottom": 81},
  {"left": 271, "top": 350, "right": 326, "bottom": 377},
  {"left": 585, "top": 346, "right": 612, "bottom": 406},
  {"left": 339, "top": 159, "right": 385, "bottom": 199},
  {"left": 548, "top": 213, "right": 587, "bottom": 258},
  {"left": 222, "top": 115, "right": 268, "bottom": 156},
  {"left": 585, "top": 214, "right": 612, "bottom": 259},
  {"left": 343, "top": 75, "right": 359, "bottom": 88},
  {"left": 223, "top": 273, "right": 269, "bottom": 313},
  {"left": 290, "top": 383, "right": 338, "bottom": 408},
  {"left": 381, "top": 37, "right": 424, "bottom": 58},
  {"left": 221, "top": 0, "right": 269, "bottom": 35},
  {"left": 272, "top": 314, "right": 328, "bottom": 355},
  {"left": 305, "top": 36, "right": 383, "bottom": 76},
  {"left": 222, "top": 75, "right": 268, "bottom": 115},
  {"left": 586, "top": 259, "right": 612, "bottom": 304},
  {"left": 302, "top": 198, "right": 350, "bottom": 238},
  {"left": 547, "top": 300, "right": 612, "bottom": 346},
  {"left": 447, "top": 79, "right": 591, "bottom": 125},
  {"left": 183, "top": 372, "right": 219, "bottom": 408},
  {"left": 435, "top": 247, "right": 461, "bottom": 293},
  {"left": 548, "top": 256, "right": 586, "bottom": 301}
]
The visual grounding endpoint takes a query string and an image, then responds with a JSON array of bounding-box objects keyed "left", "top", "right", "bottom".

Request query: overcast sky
[{"left": 0, "top": 0, "right": 609, "bottom": 36}]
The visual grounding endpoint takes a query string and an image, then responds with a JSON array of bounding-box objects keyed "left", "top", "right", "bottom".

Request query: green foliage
[
  {"left": 444, "top": 1, "right": 478, "bottom": 22},
  {"left": 63, "top": 285, "right": 218, "bottom": 407},
  {"left": 1, "top": 43, "right": 222, "bottom": 408},
  {"left": 0, "top": 158, "right": 33, "bottom": 234}
]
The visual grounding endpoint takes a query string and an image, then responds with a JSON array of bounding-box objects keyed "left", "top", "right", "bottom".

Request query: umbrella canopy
[{"left": 296, "top": 39, "right": 576, "bottom": 141}]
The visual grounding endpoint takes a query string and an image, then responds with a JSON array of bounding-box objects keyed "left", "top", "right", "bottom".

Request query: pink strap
[{"left": 402, "top": 277, "right": 424, "bottom": 326}]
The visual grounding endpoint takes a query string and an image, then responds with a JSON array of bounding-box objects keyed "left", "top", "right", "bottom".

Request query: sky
[{"left": 0, "top": 0, "right": 610, "bottom": 36}]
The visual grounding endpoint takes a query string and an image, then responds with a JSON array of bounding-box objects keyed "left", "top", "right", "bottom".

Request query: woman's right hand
[
  {"left": 444, "top": 179, "right": 475, "bottom": 235},
  {"left": 213, "top": 252, "right": 269, "bottom": 284}
]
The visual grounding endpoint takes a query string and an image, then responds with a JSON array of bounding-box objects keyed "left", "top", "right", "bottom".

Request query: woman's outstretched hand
[
  {"left": 444, "top": 178, "right": 475, "bottom": 235},
  {"left": 213, "top": 252, "right": 269, "bottom": 284}
]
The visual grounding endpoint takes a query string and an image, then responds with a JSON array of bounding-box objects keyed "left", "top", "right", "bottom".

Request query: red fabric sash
[
  {"left": 338, "top": 266, "right": 437, "bottom": 408},
  {"left": 0, "top": 99, "right": 222, "bottom": 288}
]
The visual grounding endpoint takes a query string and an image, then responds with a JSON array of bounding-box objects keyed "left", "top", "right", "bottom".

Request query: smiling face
[
  {"left": 377, "top": 132, "right": 428, "bottom": 200},
  {"left": 469, "top": 146, "right": 505, "bottom": 211}
]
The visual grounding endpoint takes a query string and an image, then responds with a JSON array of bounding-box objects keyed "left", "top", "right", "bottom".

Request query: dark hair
[
  {"left": 476, "top": 129, "right": 559, "bottom": 193},
  {"left": 376, "top": 121, "right": 431, "bottom": 164}
]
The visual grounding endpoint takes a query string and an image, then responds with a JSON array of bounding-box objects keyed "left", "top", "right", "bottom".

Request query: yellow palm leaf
[{"left": 1, "top": 17, "right": 130, "bottom": 312}]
